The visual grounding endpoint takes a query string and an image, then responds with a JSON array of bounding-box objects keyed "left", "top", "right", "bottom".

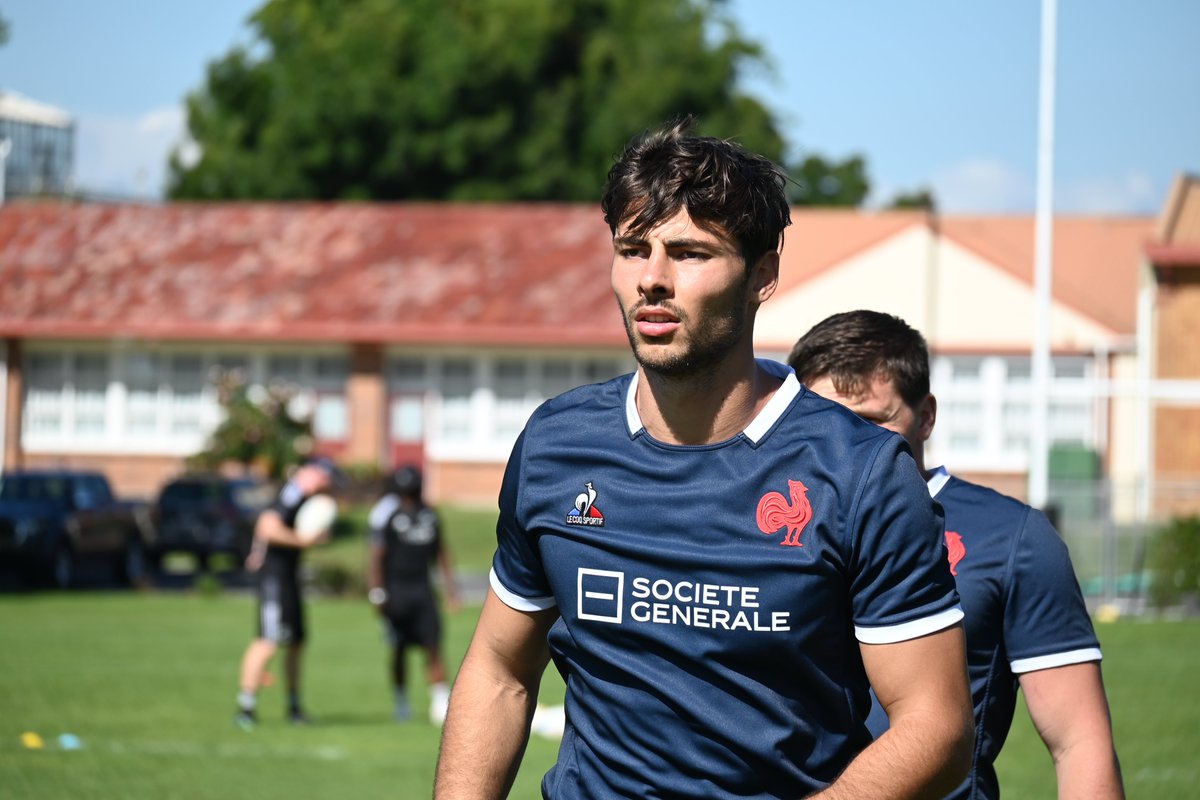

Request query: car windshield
[
  {"left": 232, "top": 482, "right": 273, "bottom": 511},
  {"left": 0, "top": 476, "right": 69, "bottom": 502}
]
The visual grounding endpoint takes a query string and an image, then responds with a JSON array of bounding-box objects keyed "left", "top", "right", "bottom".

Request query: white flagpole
[{"left": 1030, "top": 0, "right": 1057, "bottom": 510}]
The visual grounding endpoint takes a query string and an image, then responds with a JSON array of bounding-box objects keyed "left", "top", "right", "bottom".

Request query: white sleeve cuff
[
  {"left": 489, "top": 567, "right": 557, "bottom": 612},
  {"left": 1011, "top": 647, "right": 1102, "bottom": 674},
  {"left": 855, "top": 606, "right": 965, "bottom": 645}
]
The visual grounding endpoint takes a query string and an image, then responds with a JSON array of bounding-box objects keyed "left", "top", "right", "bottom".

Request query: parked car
[
  {"left": 149, "top": 474, "right": 273, "bottom": 571},
  {"left": 0, "top": 469, "right": 154, "bottom": 588}
]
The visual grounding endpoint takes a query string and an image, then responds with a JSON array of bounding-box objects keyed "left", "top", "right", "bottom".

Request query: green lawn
[{"left": 1, "top": 588, "right": 1197, "bottom": 798}]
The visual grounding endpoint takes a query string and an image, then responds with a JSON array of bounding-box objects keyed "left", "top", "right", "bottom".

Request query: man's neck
[{"left": 635, "top": 357, "right": 782, "bottom": 445}]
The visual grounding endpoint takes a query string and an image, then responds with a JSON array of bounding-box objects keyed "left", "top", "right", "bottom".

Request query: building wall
[
  {"left": 428, "top": 459, "right": 507, "bottom": 509},
  {"left": 1154, "top": 269, "right": 1200, "bottom": 498},
  {"left": 346, "top": 344, "right": 386, "bottom": 468}
]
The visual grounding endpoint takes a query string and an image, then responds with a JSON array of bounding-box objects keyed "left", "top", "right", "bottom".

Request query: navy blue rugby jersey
[
  {"left": 866, "top": 467, "right": 1102, "bottom": 800},
  {"left": 490, "top": 359, "right": 963, "bottom": 799}
]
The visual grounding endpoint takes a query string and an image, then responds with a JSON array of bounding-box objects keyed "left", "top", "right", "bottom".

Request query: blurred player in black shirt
[
  {"left": 234, "top": 457, "right": 339, "bottom": 730},
  {"left": 367, "top": 465, "right": 460, "bottom": 724}
]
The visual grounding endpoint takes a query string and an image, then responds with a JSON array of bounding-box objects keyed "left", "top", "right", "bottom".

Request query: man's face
[
  {"left": 296, "top": 464, "right": 334, "bottom": 495},
  {"left": 804, "top": 373, "right": 933, "bottom": 450},
  {"left": 610, "top": 208, "right": 775, "bottom": 378}
]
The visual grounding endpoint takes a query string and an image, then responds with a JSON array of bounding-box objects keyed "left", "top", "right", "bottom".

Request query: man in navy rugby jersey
[
  {"left": 789, "top": 310, "right": 1124, "bottom": 799},
  {"left": 434, "top": 120, "right": 974, "bottom": 799}
]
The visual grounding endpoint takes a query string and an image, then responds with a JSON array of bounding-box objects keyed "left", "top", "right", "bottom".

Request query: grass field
[{"left": 2, "top": 530, "right": 1198, "bottom": 798}]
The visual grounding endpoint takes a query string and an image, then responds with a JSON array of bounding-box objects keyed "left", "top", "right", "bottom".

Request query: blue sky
[{"left": 1, "top": 0, "right": 1196, "bottom": 214}]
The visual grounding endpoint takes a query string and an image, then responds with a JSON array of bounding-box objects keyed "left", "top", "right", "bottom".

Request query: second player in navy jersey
[
  {"left": 435, "top": 119, "right": 975, "bottom": 799},
  {"left": 789, "top": 310, "right": 1124, "bottom": 799}
]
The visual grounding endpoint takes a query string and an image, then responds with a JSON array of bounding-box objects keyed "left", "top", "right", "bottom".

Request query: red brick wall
[{"left": 1154, "top": 270, "right": 1200, "bottom": 482}]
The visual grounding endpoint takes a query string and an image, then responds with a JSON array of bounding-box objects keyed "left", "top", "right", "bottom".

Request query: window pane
[
  {"left": 495, "top": 359, "right": 527, "bottom": 400},
  {"left": 315, "top": 356, "right": 348, "bottom": 386},
  {"left": 125, "top": 353, "right": 159, "bottom": 435},
  {"left": 73, "top": 354, "right": 108, "bottom": 434},
  {"left": 267, "top": 356, "right": 303, "bottom": 386},
  {"left": 439, "top": 360, "right": 474, "bottom": 441},
  {"left": 541, "top": 360, "right": 574, "bottom": 398},
  {"left": 314, "top": 395, "right": 347, "bottom": 439},
  {"left": 25, "top": 353, "right": 65, "bottom": 434},
  {"left": 391, "top": 396, "right": 425, "bottom": 442},
  {"left": 391, "top": 358, "right": 426, "bottom": 388},
  {"left": 584, "top": 359, "right": 622, "bottom": 384}
]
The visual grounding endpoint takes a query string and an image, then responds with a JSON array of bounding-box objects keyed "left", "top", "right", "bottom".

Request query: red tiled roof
[
  {"left": 776, "top": 209, "right": 926, "bottom": 292},
  {"left": 939, "top": 215, "right": 1154, "bottom": 335},
  {"left": 0, "top": 202, "right": 626, "bottom": 348},
  {"left": 0, "top": 202, "right": 1153, "bottom": 345}
]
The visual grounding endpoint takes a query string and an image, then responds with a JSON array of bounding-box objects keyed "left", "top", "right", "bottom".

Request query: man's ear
[
  {"left": 917, "top": 393, "right": 937, "bottom": 443},
  {"left": 749, "top": 251, "right": 779, "bottom": 305}
]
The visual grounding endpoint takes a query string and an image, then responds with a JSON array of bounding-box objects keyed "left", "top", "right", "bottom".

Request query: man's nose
[{"left": 639, "top": 249, "right": 673, "bottom": 297}]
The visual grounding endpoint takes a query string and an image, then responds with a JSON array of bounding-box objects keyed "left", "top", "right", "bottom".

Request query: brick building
[{"left": 1, "top": 196, "right": 1194, "bottom": 520}]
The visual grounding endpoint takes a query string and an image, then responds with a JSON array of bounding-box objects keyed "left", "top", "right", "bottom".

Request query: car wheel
[
  {"left": 119, "top": 538, "right": 149, "bottom": 587},
  {"left": 52, "top": 543, "right": 75, "bottom": 590}
]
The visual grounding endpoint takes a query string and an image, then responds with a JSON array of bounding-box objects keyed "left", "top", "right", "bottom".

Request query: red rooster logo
[
  {"left": 756, "top": 479, "right": 813, "bottom": 547},
  {"left": 944, "top": 531, "right": 966, "bottom": 576}
]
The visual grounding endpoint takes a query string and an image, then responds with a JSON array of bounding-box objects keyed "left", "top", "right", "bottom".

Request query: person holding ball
[{"left": 234, "top": 456, "right": 341, "bottom": 730}]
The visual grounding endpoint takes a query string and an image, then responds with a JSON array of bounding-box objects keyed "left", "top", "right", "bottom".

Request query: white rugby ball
[{"left": 294, "top": 494, "right": 337, "bottom": 542}]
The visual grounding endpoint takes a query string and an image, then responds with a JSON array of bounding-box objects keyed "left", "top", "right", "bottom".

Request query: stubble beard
[{"left": 622, "top": 298, "right": 749, "bottom": 382}]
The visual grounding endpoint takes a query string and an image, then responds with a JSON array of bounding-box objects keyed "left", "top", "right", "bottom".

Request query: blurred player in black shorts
[
  {"left": 234, "top": 457, "right": 340, "bottom": 730},
  {"left": 367, "top": 465, "right": 460, "bottom": 724}
]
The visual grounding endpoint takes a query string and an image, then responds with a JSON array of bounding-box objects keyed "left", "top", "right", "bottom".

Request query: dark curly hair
[{"left": 601, "top": 116, "right": 791, "bottom": 271}]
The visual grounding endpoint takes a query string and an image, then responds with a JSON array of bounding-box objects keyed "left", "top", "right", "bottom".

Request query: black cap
[
  {"left": 306, "top": 455, "right": 346, "bottom": 487},
  {"left": 392, "top": 465, "right": 422, "bottom": 497}
]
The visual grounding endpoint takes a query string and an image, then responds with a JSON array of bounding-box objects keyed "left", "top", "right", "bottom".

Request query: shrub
[{"left": 1147, "top": 515, "right": 1200, "bottom": 610}]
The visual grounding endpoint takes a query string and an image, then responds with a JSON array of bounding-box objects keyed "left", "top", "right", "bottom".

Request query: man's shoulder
[
  {"left": 525, "top": 374, "right": 631, "bottom": 435},
  {"left": 783, "top": 385, "right": 904, "bottom": 457},
  {"left": 937, "top": 476, "right": 1055, "bottom": 542}
]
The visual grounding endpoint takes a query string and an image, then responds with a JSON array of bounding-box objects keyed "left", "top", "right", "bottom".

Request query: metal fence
[{"left": 1048, "top": 478, "right": 1200, "bottom": 616}]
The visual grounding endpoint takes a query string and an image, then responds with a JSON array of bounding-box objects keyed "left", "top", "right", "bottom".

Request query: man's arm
[
  {"left": 434, "top": 588, "right": 557, "bottom": 799},
  {"left": 1020, "top": 661, "right": 1124, "bottom": 799},
  {"left": 813, "top": 624, "right": 974, "bottom": 799},
  {"left": 245, "top": 509, "right": 325, "bottom": 569},
  {"left": 436, "top": 545, "right": 462, "bottom": 612}
]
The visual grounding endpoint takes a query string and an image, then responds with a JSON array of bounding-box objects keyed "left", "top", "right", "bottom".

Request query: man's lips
[{"left": 634, "top": 307, "right": 680, "bottom": 338}]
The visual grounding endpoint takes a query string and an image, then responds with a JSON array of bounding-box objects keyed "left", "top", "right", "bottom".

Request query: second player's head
[
  {"left": 788, "top": 310, "right": 930, "bottom": 408},
  {"left": 788, "top": 310, "right": 937, "bottom": 467}
]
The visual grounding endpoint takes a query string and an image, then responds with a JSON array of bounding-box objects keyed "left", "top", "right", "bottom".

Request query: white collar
[
  {"left": 624, "top": 358, "right": 799, "bottom": 444},
  {"left": 926, "top": 464, "right": 951, "bottom": 498}
]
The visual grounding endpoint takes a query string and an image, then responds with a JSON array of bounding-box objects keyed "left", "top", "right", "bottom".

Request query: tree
[
  {"left": 887, "top": 187, "right": 937, "bottom": 212},
  {"left": 169, "top": 0, "right": 789, "bottom": 201},
  {"left": 786, "top": 154, "right": 870, "bottom": 207},
  {"left": 0, "top": 14, "right": 9, "bottom": 46},
  {"left": 188, "top": 372, "right": 314, "bottom": 481}
]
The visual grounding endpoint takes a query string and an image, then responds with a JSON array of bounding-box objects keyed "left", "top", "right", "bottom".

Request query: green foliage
[
  {"left": 787, "top": 154, "right": 870, "bottom": 207},
  {"left": 887, "top": 187, "right": 937, "bottom": 211},
  {"left": 187, "top": 372, "right": 313, "bottom": 480},
  {"left": 1147, "top": 515, "right": 1200, "bottom": 609},
  {"left": 168, "top": 0, "right": 790, "bottom": 201},
  {"left": 0, "top": 14, "right": 9, "bottom": 46}
]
